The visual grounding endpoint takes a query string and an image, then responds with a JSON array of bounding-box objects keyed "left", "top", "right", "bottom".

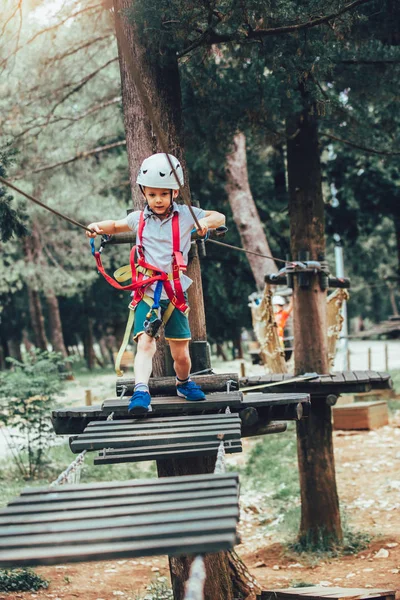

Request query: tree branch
[
  {"left": 0, "top": 3, "right": 104, "bottom": 70},
  {"left": 45, "top": 57, "right": 119, "bottom": 119},
  {"left": 11, "top": 96, "right": 121, "bottom": 141},
  {"left": 178, "top": 0, "right": 374, "bottom": 57},
  {"left": 12, "top": 140, "right": 127, "bottom": 179},
  {"left": 44, "top": 34, "right": 114, "bottom": 64},
  {"left": 321, "top": 132, "right": 400, "bottom": 155}
]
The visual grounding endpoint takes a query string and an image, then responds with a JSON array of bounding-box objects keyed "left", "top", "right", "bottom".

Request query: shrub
[
  {"left": 0, "top": 568, "right": 49, "bottom": 592},
  {"left": 0, "top": 350, "right": 68, "bottom": 479}
]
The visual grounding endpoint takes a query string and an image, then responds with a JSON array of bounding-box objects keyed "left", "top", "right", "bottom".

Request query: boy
[{"left": 86, "top": 153, "right": 225, "bottom": 414}]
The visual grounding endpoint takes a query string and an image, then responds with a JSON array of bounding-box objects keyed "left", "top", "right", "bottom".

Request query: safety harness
[{"left": 90, "top": 210, "right": 189, "bottom": 375}]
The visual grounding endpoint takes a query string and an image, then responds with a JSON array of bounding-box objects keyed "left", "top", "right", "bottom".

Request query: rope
[
  {"left": 0, "top": 176, "right": 93, "bottom": 233},
  {"left": 207, "top": 238, "right": 288, "bottom": 265},
  {"left": 240, "top": 372, "right": 319, "bottom": 392},
  {"left": 214, "top": 440, "right": 227, "bottom": 475},
  {"left": 183, "top": 556, "right": 207, "bottom": 600},
  {"left": 49, "top": 450, "right": 87, "bottom": 487}
]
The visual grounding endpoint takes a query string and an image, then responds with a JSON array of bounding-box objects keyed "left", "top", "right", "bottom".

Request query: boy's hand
[
  {"left": 196, "top": 218, "right": 209, "bottom": 238},
  {"left": 86, "top": 223, "right": 103, "bottom": 238}
]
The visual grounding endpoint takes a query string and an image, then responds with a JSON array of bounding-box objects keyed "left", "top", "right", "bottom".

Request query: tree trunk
[
  {"left": 7, "top": 337, "right": 22, "bottom": 362},
  {"left": 113, "top": 5, "right": 251, "bottom": 596},
  {"left": 83, "top": 317, "right": 95, "bottom": 371},
  {"left": 27, "top": 287, "right": 48, "bottom": 350},
  {"left": 45, "top": 291, "right": 69, "bottom": 357},
  {"left": 286, "top": 102, "right": 342, "bottom": 546},
  {"left": 226, "top": 132, "right": 278, "bottom": 289}
]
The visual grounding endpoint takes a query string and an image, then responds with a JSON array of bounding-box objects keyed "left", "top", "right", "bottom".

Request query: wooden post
[
  {"left": 385, "top": 344, "right": 389, "bottom": 371},
  {"left": 286, "top": 96, "right": 342, "bottom": 547},
  {"left": 368, "top": 347, "right": 372, "bottom": 370},
  {"left": 240, "top": 361, "right": 246, "bottom": 378},
  {"left": 85, "top": 390, "right": 92, "bottom": 407},
  {"left": 347, "top": 348, "right": 351, "bottom": 370}
]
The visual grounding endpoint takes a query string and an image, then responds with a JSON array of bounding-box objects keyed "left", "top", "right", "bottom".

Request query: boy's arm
[
  {"left": 86, "top": 219, "right": 131, "bottom": 238},
  {"left": 197, "top": 210, "right": 225, "bottom": 236}
]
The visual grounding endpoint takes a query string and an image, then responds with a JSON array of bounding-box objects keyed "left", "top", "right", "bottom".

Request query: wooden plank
[
  {"left": 100, "top": 439, "right": 241, "bottom": 456},
  {"left": 0, "top": 496, "right": 239, "bottom": 526},
  {"left": 85, "top": 413, "right": 239, "bottom": 428},
  {"left": 0, "top": 506, "right": 240, "bottom": 538},
  {"left": 352, "top": 371, "right": 372, "bottom": 384},
  {"left": 70, "top": 428, "right": 241, "bottom": 453},
  {"left": 9, "top": 478, "right": 238, "bottom": 506},
  {"left": 116, "top": 373, "right": 240, "bottom": 396},
  {"left": 102, "top": 391, "right": 243, "bottom": 414},
  {"left": 260, "top": 588, "right": 396, "bottom": 600},
  {"left": 329, "top": 372, "right": 346, "bottom": 384},
  {"left": 0, "top": 533, "right": 238, "bottom": 568},
  {"left": 94, "top": 442, "right": 243, "bottom": 464},
  {"left": 19, "top": 472, "right": 238, "bottom": 496},
  {"left": 342, "top": 371, "right": 359, "bottom": 384},
  {"left": 76, "top": 420, "right": 240, "bottom": 437},
  {"left": 0, "top": 517, "right": 238, "bottom": 549},
  {"left": 241, "top": 393, "right": 310, "bottom": 407}
]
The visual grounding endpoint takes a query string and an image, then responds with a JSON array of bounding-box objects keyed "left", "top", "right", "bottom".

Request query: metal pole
[{"left": 334, "top": 234, "right": 349, "bottom": 370}]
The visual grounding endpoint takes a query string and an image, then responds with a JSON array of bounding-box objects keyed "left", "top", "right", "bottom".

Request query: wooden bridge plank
[
  {"left": 94, "top": 442, "right": 243, "bottom": 464},
  {"left": 9, "top": 478, "right": 237, "bottom": 506},
  {"left": 0, "top": 517, "right": 238, "bottom": 549},
  {"left": 0, "top": 506, "right": 240, "bottom": 538},
  {"left": 19, "top": 472, "right": 238, "bottom": 496},
  {"left": 99, "top": 439, "right": 241, "bottom": 456},
  {"left": 0, "top": 496, "right": 239, "bottom": 527},
  {"left": 74, "top": 421, "right": 241, "bottom": 438},
  {"left": 85, "top": 413, "right": 239, "bottom": 428},
  {"left": 70, "top": 428, "right": 241, "bottom": 453},
  {"left": 241, "top": 393, "right": 309, "bottom": 407},
  {"left": 102, "top": 391, "right": 242, "bottom": 414},
  {"left": 0, "top": 532, "right": 237, "bottom": 568}
]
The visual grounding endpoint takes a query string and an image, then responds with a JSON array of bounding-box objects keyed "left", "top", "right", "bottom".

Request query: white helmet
[
  {"left": 136, "top": 153, "right": 184, "bottom": 190},
  {"left": 272, "top": 295, "right": 286, "bottom": 306}
]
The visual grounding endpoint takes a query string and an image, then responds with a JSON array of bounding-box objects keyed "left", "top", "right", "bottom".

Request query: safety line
[
  {"left": 207, "top": 238, "right": 288, "bottom": 265},
  {"left": 0, "top": 175, "right": 93, "bottom": 233}
]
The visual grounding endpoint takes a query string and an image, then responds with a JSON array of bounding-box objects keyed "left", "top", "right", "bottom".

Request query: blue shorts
[{"left": 133, "top": 299, "right": 191, "bottom": 341}]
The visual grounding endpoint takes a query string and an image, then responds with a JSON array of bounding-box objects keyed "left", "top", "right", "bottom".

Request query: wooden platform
[
  {"left": 51, "top": 392, "right": 310, "bottom": 435},
  {"left": 258, "top": 587, "right": 396, "bottom": 600},
  {"left": 102, "top": 391, "right": 243, "bottom": 415},
  {"left": 333, "top": 400, "right": 389, "bottom": 430},
  {"left": 0, "top": 473, "right": 239, "bottom": 567},
  {"left": 69, "top": 413, "right": 242, "bottom": 463},
  {"left": 241, "top": 371, "right": 392, "bottom": 396}
]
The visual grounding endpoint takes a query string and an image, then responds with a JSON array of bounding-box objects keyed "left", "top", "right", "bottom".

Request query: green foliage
[
  {"left": 0, "top": 569, "right": 48, "bottom": 592},
  {"left": 134, "top": 578, "right": 173, "bottom": 600},
  {"left": 0, "top": 148, "right": 28, "bottom": 242},
  {"left": 0, "top": 350, "right": 68, "bottom": 479},
  {"left": 289, "top": 524, "right": 371, "bottom": 557},
  {"left": 289, "top": 581, "right": 315, "bottom": 588}
]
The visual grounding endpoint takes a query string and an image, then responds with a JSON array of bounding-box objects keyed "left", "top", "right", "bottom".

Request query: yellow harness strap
[
  {"left": 114, "top": 264, "right": 180, "bottom": 282},
  {"left": 114, "top": 294, "right": 176, "bottom": 376}
]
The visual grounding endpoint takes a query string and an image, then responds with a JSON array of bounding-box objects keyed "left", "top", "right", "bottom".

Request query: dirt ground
[{"left": 3, "top": 408, "right": 400, "bottom": 600}]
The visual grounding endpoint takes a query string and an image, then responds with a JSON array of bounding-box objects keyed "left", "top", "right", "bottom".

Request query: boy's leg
[
  {"left": 128, "top": 330, "right": 156, "bottom": 415},
  {"left": 169, "top": 340, "right": 206, "bottom": 401}
]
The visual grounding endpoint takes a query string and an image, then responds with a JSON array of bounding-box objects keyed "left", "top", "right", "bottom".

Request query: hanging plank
[{"left": 0, "top": 473, "right": 239, "bottom": 567}]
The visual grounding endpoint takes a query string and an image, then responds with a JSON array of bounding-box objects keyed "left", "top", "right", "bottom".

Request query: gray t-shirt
[{"left": 122, "top": 202, "right": 206, "bottom": 299}]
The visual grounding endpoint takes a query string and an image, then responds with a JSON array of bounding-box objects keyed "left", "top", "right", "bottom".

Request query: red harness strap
[{"left": 93, "top": 210, "right": 189, "bottom": 313}]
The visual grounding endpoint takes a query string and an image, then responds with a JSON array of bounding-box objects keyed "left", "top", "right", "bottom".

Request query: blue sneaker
[
  {"left": 128, "top": 390, "right": 152, "bottom": 415},
  {"left": 176, "top": 379, "right": 206, "bottom": 402}
]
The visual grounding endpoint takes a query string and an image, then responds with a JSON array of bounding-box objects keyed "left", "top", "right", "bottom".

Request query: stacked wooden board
[
  {"left": 0, "top": 473, "right": 239, "bottom": 568},
  {"left": 68, "top": 413, "right": 242, "bottom": 464},
  {"left": 258, "top": 587, "right": 396, "bottom": 600},
  {"left": 333, "top": 400, "right": 389, "bottom": 430}
]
